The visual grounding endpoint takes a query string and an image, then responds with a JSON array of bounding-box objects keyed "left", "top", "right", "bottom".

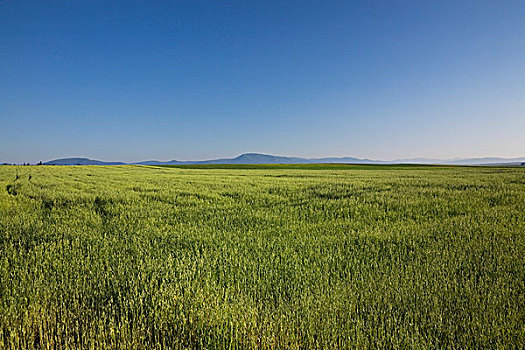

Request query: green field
[{"left": 1, "top": 165, "right": 524, "bottom": 348}]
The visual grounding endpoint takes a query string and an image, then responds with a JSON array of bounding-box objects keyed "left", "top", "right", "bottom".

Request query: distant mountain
[
  {"left": 192, "top": 153, "right": 376, "bottom": 164},
  {"left": 44, "top": 158, "right": 126, "bottom": 166},
  {"left": 135, "top": 153, "right": 384, "bottom": 165},
  {"left": 443, "top": 157, "right": 525, "bottom": 165},
  {"left": 198, "top": 153, "right": 306, "bottom": 164},
  {"left": 397, "top": 157, "right": 525, "bottom": 165},
  {"left": 42, "top": 154, "right": 525, "bottom": 166},
  {"left": 392, "top": 158, "right": 451, "bottom": 164}
]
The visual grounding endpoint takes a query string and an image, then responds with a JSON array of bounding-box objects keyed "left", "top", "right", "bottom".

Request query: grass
[{"left": 0, "top": 164, "right": 524, "bottom": 348}]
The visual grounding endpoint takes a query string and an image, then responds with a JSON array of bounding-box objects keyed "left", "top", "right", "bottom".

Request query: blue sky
[{"left": 1, "top": 0, "right": 524, "bottom": 163}]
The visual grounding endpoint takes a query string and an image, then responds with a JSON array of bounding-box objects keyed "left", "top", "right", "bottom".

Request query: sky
[{"left": 1, "top": 0, "right": 524, "bottom": 163}]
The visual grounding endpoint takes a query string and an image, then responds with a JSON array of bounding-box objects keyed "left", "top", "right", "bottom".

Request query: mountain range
[
  {"left": 44, "top": 158, "right": 126, "bottom": 166},
  {"left": 39, "top": 153, "right": 525, "bottom": 166}
]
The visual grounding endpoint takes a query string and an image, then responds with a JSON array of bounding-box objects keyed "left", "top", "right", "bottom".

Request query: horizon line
[{"left": 3, "top": 152, "right": 525, "bottom": 165}]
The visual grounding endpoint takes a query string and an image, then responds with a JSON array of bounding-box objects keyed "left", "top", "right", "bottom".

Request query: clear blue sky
[{"left": 1, "top": 0, "right": 524, "bottom": 163}]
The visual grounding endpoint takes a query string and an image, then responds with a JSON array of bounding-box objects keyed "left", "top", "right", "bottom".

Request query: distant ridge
[
  {"left": 135, "top": 153, "right": 384, "bottom": 165},
  {"left": 44, "top": 158, "right": 126, "bottom": 166},
  {"left": 40, "top": 154, "right": 525, "bottom": 166}
]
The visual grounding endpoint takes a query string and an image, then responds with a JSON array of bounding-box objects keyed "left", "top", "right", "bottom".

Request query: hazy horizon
[
  {"left": 2, "top": 1, "right": 524, "bottom": 164},
  {"left": 3, "top": 152, "right": 525, "bottom": 165}
]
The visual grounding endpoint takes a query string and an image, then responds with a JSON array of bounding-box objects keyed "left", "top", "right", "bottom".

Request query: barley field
[{"left": 0, "top": 165, "right": 523, "bottom": 349}]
